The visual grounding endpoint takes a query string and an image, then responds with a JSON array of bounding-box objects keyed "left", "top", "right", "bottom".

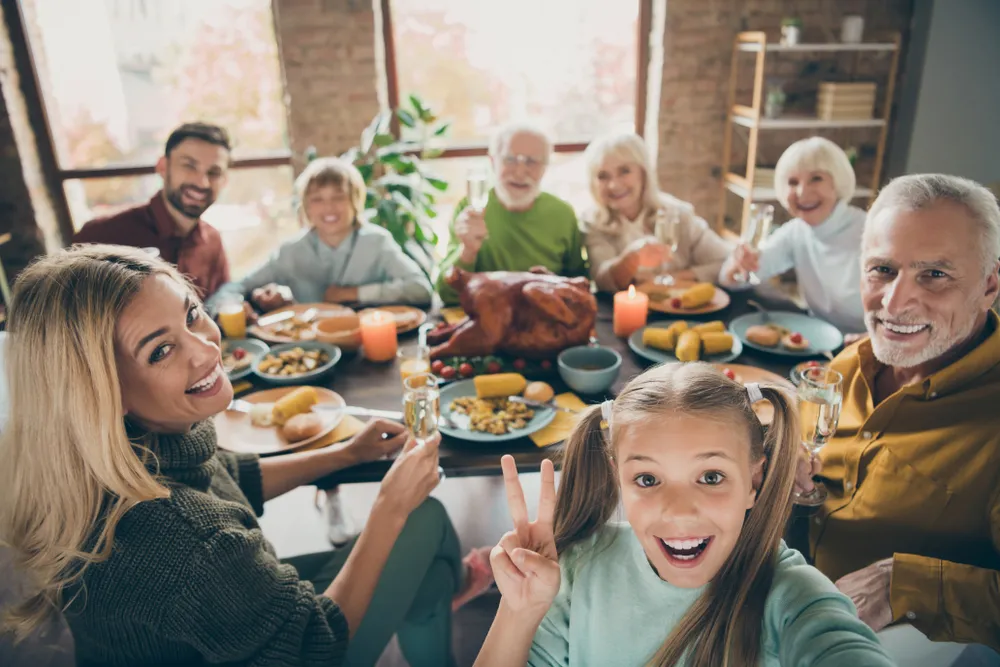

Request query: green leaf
[
  {"left": 421, "top": 147, "right": 445, "bottom": 160},
  {"left": 376, "top": 200, "right": 409, "bottom": 246},
  {"left": 425, "top": 176, "right": 448, "bottom": 192},
  {"left": 356, "top": 163, "right": 374, "bottom": 183},
  {"left": 359, "top": 113, "right": 385, "bottom": 154},
  {"left": 373, "top": 133, "right": 395, "bottom": 147},
  {"left": 433, "top": 122, "right": 451, "bottom": 136},
  {"left": 397, "top": 108, "right": 416, "bottom": 128},
  {"left": 382, "top": 154, "right": 418, "bottom": 175}
]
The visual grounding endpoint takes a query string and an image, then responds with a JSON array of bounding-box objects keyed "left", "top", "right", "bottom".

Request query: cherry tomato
[
  {"left": 486, "top": 361, "right": 502, "bottom": 374},
  {"left": 459, "top": 362, "right": 475, "bottom": 378},
  {"left": 434, "top": 321, "right": 448, "bottom": 330},
  {"left": 540, "top": 359, "right": 552, "bottom": 371},
  {"left": 513, "top": 358, "right": 527, "bottom": 371},
  {"left": 232, "top": 348, "right": 247, "bottom": 360},
  {"left": 670, "top": 298, "right": 683, "bottom": 309},
  {"left": 723, "top": 368, "right": 736, "bottom": 380},
  {"left": 431, "top": 359, "right": 445, "bottom": 374},
  {"left": 806, "top": 360, "right": 821, "bottom": 368},
  {"left": 440, "top": 365, "right": 457, "bottom": 380},
  {"left": 790, "top": 332, "right": 803, "bottom": 344}
]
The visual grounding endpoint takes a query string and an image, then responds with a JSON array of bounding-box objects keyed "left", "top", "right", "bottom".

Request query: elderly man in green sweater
[{"left": 436, "top": 122, "right": 587, "bottom": 304}]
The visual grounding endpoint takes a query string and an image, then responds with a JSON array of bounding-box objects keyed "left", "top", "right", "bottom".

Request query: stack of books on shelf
[{"left": 816, "top": 82, "right": 876, "bottom": 120}]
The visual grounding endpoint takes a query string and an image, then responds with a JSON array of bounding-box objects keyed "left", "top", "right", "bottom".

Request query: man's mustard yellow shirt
[{"left": 811, "top": 311, "right": 1000, "bottom": 649}]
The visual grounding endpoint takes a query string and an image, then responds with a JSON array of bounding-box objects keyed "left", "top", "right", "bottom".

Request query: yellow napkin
[
  {"left": 530, "top": 393, "right": 589, "bottom": 448},
  {"left": 299, "top": 415, "right": 367, "bottom": 451},
  {"left": 440, "top": 307, "right": 468, "bottom": 325},
  {"left": 231, "top": 380, "right": 254, "bottom": 396}
]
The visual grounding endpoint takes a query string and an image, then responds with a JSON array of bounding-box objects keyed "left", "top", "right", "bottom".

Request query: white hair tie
[
  {"left": 746, "top": 383, "right": 763, "bottom": 404},
  {"left": 600, "top": 399, "right": 614, "bottom": 435}
]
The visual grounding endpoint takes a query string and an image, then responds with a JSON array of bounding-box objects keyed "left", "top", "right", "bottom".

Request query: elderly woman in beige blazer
[{"left": 580, "top": 133, "right": 733, "bottom": 293}]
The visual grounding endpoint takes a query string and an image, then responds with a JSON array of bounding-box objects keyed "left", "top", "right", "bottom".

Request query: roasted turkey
[{"left": 429, "top": 267, "right": 597, "bottom": 359}]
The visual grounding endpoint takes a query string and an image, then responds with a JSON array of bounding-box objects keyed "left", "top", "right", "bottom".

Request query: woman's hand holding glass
[
  {"left": 625, "top": 236, "right": 670, "bottom": 270},
  {"left": 375, "top": 432, "right": 442, "bottom": 520},
  {"left": 723, "top": 244, "right": 762, "bottom": 284},
  {"left": 491, "top": 455, "right": 560, "bottom": 620}
]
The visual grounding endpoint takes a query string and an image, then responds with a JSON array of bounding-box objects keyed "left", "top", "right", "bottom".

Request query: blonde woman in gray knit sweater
[
  {"left": 0, "top": 245, "right": 487, "bottom": 667},
  {"left": 580, "top": 133, "right": 733, "bottom": 292}
]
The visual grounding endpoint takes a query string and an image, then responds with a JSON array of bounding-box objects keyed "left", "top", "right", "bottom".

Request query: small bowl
[
  {"left": 252, "top": 341, "right": 342, "bottom": 386},
  {"left": 222, "top": 338, "right": 270, "bottom": 382},
  {"left": 557, "top": 345, "right": 622, "bottom": 395},
  {"left": 313, "top": 313, "right": 362, "bottom": 350}
]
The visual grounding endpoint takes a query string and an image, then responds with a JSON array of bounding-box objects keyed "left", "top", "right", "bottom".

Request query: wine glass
[
  {"left": 653, "top": 208, "right": 681, "bottom": 286},
  {"left": 467, "top": 168, "right": 490, "bottom": 212},
  {"left": 737, "top": 203, "right": 774, "bottom": 285},
  {"left": 402, "top": 373, "right": 440, "bottom": 446},
  {"left": 794, "top": 366, "right": 843, "bottom": 506}
]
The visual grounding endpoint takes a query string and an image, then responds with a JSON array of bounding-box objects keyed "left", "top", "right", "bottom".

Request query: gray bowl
[
  {"left": 557, "top": 345, "right": 622, "bottom": 395},
  {"left": 252, "top": 341, "right": 342, "bottom": 386},
  {"left": 222, "top": 338, "right": 270, "bottom": 382}
]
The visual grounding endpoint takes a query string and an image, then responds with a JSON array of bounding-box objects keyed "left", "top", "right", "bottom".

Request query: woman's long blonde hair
[
  {"left": 555, "top": 363, "right": 799, "bottom": 667},
  {"left": 0, "top": 245, "right": 184, "bottom": 640}
]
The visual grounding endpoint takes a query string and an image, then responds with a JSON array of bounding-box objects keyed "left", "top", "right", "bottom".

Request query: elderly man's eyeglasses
[{"left": 501, "top": 154, "right": 547, "bottom": 170}]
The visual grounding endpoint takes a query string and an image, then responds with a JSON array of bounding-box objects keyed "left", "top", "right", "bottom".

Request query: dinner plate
[
  {"left": 251, "top": 341, "right": 342, "bottom": 386},
  {"left": 710, "top": 364, "right": 793, "bottom": 425},
  {"left": 214, "top": 386, "right": 345, "bottom": 456},
  {"left": 729, "top": 312, "right": 843, "bottom": 358},
  {"left": 438, "top": 379, "right": 557, "bottom": 443},
  {"left": 221, "top": 338, "right": 269, "bottom": 382},
  {"left": 637, "top": 281, "right": 731, "bottom": 316},
  {"left": 357, "top": 306, "right": 428, "bottom": 335},
  {"left": 249, "top": 303, "right": 355, "bottom": 344},
  {"left": 628, "top": 321, "right": 743, "bottom": 365}
]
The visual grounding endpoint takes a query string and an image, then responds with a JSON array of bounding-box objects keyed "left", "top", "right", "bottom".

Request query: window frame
[
  {"left": 11, "top": 0, "right": 292, "bottom": 241},
  {"left": 379, "top": 0, "right": 652, "bottom": 157}
]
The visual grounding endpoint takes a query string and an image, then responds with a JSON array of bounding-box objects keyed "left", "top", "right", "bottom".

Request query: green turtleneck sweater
[{"left": 63, "top": 420, "right": 349, "bottom": 667}]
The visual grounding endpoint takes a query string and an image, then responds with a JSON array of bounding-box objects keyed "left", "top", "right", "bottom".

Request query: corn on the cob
[
  {"left": 474, "top": 373, "right": 528, "bottom": 399},
  {"left": 675, "top": 330, "right": 701, "bottom": 362},
  {"left": 680, "top": 283, "right": 715, "bottom": 309},
  {"left": 701, "top": 332, "right": 734, "bottom": 355},
  {"left": 272, "top": 386, "right": 318, "bottom": 426}
]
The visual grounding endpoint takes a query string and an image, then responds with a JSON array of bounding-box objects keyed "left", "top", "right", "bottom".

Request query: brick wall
[
  {"left": 656, "top": 0, "right": 914, "bottom": 230},
  {"left": 0, "top": 1, "right": 62, "bottom": 286},
  {"left": 272, "top": 0, "right": 382, "bottom": 168}
]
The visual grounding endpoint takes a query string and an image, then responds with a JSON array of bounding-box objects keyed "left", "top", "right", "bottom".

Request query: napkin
[
  {"left": 440, "top": 307, "right": 468, "bottom": 325},
  {"left": 231, "top": 380, "right": 254, "bottom": 396},
  {"left": 530, "top": 393, "right": 590, "bottom": 448},
  {"left": 299, "top": 414, "right": 367, "bottom": 451}
]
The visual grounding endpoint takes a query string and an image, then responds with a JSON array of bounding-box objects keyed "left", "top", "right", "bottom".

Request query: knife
[
  {"left": 256, "top": 307, "right": 318, "bottom": 328},
  {"left": 228, "top": 399, "right": 403, "bottom": 421},
  {"left": 508, "top": 396, "right": 580, "bottom": 413}
]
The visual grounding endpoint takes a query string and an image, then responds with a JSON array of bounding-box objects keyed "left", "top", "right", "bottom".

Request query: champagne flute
[
  {"left": 653, "top": 208, "right": 681, "bottom": 286},
  {"left": 794, "top": 366, "right": 843, "bottom": 507},
  {"left": 737, "top": 203, "right": 774, "bottom": 285},
  {"left": 402, "top": 373, "right": 440, "bottom": 446},
  {"left": 467, "top": 168, "right": 490, "bottom": 212}
]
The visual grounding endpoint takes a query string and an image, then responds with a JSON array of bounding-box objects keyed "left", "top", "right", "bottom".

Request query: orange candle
[
  {"left": 360, "top": 310, "right": 398, "bottom": 362},
  {"left": 613, "top": 285, "right": 649, "bottom": 337}
]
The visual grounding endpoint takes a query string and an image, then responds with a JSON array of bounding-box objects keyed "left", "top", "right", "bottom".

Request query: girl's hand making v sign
[{"left": 491, "top": 455, "right": 560, "bottom": 618}]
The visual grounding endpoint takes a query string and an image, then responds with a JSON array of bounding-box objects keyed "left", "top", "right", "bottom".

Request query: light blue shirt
[
  {"left": 207, "top": 224, "right": 433, "bottom": 310},
  {"left": 529, "top": 523, "right": 894, "bottom": 667},
  {"left": 724, "top": 202, "right": 867, "bottom": 334}
]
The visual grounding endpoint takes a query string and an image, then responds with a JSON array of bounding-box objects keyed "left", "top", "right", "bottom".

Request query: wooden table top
[{"left": 298, "top": 285, "right": 811, "bottom": 488}]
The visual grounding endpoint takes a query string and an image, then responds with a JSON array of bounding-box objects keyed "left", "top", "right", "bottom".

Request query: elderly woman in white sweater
[
  {"left": 719, "top": 137, "right": 866, "bottom": 335},
  {"left": 579, "top": 133, "right": 732, "bottom": 293}
]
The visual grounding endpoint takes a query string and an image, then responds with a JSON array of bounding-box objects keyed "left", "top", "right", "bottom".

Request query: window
[
  {"left": 20, "top": 0, "right": 297, "bottom": 277},
  {"left": 384, "top": 0, "right": 646, "bottom": 246}
]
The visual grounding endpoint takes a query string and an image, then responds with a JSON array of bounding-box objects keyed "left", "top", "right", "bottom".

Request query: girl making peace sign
[{"left": 475, "top": 363, "right": 893, "bottom": 666}]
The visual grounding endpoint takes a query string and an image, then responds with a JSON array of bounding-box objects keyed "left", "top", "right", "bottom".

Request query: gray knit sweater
[{"left": 64, "top": 420, "right": 349, "bottom": 667}]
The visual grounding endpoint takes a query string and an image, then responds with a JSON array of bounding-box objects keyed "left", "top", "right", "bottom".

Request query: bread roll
[
  {"left": 282, "top": 412, "right": 325, "bottom": 442},
  {"left": 746, "top": 325, "right": 780, "bottom": 347}
]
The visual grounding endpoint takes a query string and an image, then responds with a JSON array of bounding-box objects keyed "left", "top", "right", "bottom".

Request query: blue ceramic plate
[
  {"left": 222, "top": 339, "right": 270, "bottom": 382},
  {"left": 252, "top": 341, "right": 342, "bottom": 386},
  {"left": 729, "top": 312, "right": 843, "bottom": 358},
  {"left": 438, "top": 379, "right": 557, "bottom": 443},
  {"left": 628, "top": 321, "right": 743, "bottom": 365}
]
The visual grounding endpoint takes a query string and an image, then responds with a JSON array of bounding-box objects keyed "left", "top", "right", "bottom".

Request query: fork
[{"left": 508, "top": 396, "right": 580, "bottom": 413}]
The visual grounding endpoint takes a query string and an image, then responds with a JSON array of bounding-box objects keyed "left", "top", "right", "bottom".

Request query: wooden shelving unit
[{"left": 717, "top": 31, "right": 902, "bottom": 232}]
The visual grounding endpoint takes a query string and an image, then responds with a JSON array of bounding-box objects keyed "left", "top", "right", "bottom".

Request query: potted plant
[
  {"left": 780, "top": 17, "right": 803, "bottom": 46},
  {"left": 308, "top": 94, "right": 451, "bottom": 277}
]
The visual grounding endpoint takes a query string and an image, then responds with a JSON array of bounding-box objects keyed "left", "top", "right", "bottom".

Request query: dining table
[{"left": 309, "top": 284, "right": 809, "bottom": 488}]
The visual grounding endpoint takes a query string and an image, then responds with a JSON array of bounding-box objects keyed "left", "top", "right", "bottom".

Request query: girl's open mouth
[{"left": 657, "top": 536, "right": 713, "bottom": 568}]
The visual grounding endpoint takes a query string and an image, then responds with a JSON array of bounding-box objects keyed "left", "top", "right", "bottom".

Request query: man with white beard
[
  {"left": 436, "top": 122, "right": 586, "bottom": 304},
  {"left": 796, "top": 174, "right": 1000, "bottom": 654}
]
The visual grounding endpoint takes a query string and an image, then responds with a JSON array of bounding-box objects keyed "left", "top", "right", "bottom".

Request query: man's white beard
[
  {"left": 495, "top": 180, "right": 540, "bottom": 211},
  {"left": 865, "top": 301, "right": 981, "bottom": 369}
]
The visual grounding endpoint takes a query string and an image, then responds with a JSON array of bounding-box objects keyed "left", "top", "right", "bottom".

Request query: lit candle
[
  {"left": 613, "top": 285, "right": 649, "bottom": 337},
  {"left": 360, "top": 310, "right": 398, "bottom": 362}
]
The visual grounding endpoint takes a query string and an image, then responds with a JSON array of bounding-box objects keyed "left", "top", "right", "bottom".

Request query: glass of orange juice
[
  {"left": 217, "top": 294, "right": 248, "bottom": 339},
  {"left": 398, "top": 345, "right": 431, "bottom": 387}
]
